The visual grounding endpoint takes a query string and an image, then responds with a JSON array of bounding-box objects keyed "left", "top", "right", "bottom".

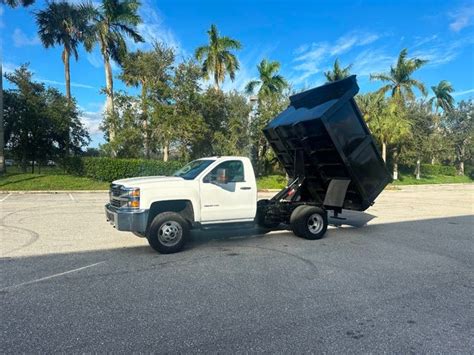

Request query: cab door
[{"left": 199, "top": 160, "right": 256, "bottom": 223}]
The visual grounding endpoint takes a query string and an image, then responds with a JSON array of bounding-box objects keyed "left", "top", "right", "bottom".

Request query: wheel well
[{"left": 146, "top": 200, "right": 194, "bottom": 232}]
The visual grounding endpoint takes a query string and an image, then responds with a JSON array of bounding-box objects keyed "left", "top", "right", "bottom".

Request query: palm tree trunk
[
  {"left": 141, "top": 83, "right": 150, "bottom": 159},
  {"left": 62, "top": 48, "right": 71, "bottom": 100},
  {"left": 213, "top": 71, "right": 219, "bottom": 91},
  {"left": 0, "top": 63, "right": 5, "bottom": 175},
  {"left": 382, "top": 141, "right": 387, "bottom": 162},
  {"left": 457, "top": 145, "right": 465, "bottom": 175},
  {"left": 104, "top": 55, "right": 115, "bottom": 146},
  {"left": 392, "top": 148, "right": 399, "bottom": 180},
  {"left": 62, "top": 48, "right": 72, "bottom": 156},
  {"left": 415, "top": 158, "right": 421, "bottom": 179},
  {"left": 163, "top": 142, "right": 169, "bottom": 162}
]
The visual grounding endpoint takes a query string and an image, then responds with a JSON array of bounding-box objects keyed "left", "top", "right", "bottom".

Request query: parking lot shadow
[{"left": 188, "top": 210, "right": 377, "bottom": 246}]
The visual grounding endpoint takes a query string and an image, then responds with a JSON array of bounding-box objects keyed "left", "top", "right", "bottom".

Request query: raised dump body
[{"left": 263, "top": 75, "right": 391, "bottom": 211}]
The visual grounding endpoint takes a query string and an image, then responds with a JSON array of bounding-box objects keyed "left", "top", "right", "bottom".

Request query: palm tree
[
  {"left": 0, "top": 0, "right": 34, "bottom": 7},
  {"left": 84, "top": 0, "right": 143, "bottom": 144},
  {"left": 36, "top": 1, "right": 89, "bottom": 101},
  {"left": 430, "top": 80, "right": 454, "bottom": 114},
  {"left": 370, "top": 48, "right": 428, "bottom": 102},
  {"left": 245, "top": 59, "right": 288, "bottom": 99},
  {"left": 428, "top": 80, "right": 454, "bottom": 164},
  {"left": 195, "top": 24, "right": 241, "bottom": 90},
  {"left": 324, "top": 59, "right": 352, "bottom": 82}
]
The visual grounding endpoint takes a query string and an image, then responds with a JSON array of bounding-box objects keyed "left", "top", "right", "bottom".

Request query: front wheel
[
  {"left": 290, "top": 205, "right": 328, "bottom": 240},
  {"left": 147, "top": 212, "right": 189, "bottom": 254}
]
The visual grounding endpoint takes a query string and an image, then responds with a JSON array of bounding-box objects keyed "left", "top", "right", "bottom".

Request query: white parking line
[
  {"left": 68, "top": 193, "right": 75, "bottom": 201},
  {"left": 0, "top": 261, "right": 106, "bottom": 291},
  {"left": 0, "top": 194, "right": 11, "bottom": 202}
]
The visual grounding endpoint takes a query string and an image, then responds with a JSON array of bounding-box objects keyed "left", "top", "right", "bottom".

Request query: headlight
[{"left": 123, "top": 187, "right": 140, "bottom": 208}]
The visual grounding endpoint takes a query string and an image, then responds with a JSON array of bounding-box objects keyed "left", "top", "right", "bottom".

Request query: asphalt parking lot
[{"left": 1, "top": 185, "right": 473, "bottom": 353}]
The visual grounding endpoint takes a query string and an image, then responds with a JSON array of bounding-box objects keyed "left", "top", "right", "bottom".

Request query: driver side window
[{"left": 205, "top": 161, "right": 245, "bottom": 184}]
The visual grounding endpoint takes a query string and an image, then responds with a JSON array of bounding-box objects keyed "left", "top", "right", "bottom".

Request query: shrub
[
  {"left": 61, "top": 157, "right": 184, "bottom": 182},
  {"left": 257, "top": 175, "right": 287, "bottom": 190},
  {"left": 420, "top": 164, "right": 456, "bottom": 176},
  {"left": 61, "top": 156, "right": 85, "bottom": 176}
]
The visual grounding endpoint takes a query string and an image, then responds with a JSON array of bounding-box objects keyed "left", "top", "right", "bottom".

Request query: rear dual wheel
[{"left": 290, "top": 205, "right": 328, "bottom": 240}]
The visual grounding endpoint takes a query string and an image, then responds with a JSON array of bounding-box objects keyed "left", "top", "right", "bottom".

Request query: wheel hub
[
  {"left": 307, "top": 213, "right": 324, "bottom": 234},
  {"left": 158, "top": 221, "right": 183, "bottom": 246}
]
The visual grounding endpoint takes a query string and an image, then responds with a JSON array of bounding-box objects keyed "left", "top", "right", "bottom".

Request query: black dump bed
[{"left": 263, "top": 75, "right": 391, "bottom": 211}]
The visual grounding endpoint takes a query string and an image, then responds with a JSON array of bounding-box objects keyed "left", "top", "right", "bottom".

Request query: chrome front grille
[{"left": 110, "top": 184, "right": 126, "bottom": 208}]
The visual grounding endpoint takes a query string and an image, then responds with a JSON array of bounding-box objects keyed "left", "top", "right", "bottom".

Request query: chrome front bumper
[{"left": 105, "top": 204, "right": 148, "bottom": 233}]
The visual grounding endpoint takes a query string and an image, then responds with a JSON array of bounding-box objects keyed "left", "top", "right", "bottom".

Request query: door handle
[{"left": 240, "top": 187, "right": 251, "bottom": 190}]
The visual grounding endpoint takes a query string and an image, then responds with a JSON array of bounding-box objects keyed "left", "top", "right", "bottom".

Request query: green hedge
[
  {"left": 62, "top": 157, "right": 184, "bottom": 182},
  {"left": 399, "top": 164, "right": 457, "bottom": 176},
  {"left": 420, "top": 164, "right": 457, "bottom": 176}
]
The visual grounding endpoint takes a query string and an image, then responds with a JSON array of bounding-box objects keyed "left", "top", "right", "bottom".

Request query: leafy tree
[
  {"left": 3, "top": 65, "right": 89, "bottom": 172},
  {"left": 84, "top": 0, "right": 143, "bottom": 145},
  {"left": 249, "top": 91, "right": 289, "bottom": 175},
  {"left": 171, "top": 60, "right": 206, "bottom": 160},
  {"left": 371, "top": 48, "right": 428, "bottom": 102},
  {"left": 195, "top": 24, "right": 241, "bottom": 90},
  {"left": 212, "top": 91, "right": 252, "bottom": 156},
  {"left": 324, "top": 58, "right": 352, "bottom": 82},
  {"left": 0, "top": 0, "right": 34, "bottom": 7},
  {"left": 120, "top": 42, "right": 175, "bottom": 158},
  {"left": 403, "top": 101, "right": 438, "bottom": 178},
  {"left": 357, "top": 93, "right": 411, "bottom": 179},
  {"left": 36, "top": 1, "right": 90, "bottom": 100},
  {"left": 444, "top": 100, "right": 473, "bottom": 175},
  {"left": 191, "top": 88, "right": 252, "bottom": 159},
  {"left": 100, "top": 92, "right": 144, "bottom": 158},
  {"left": 245, "top": 59, "right": 288, "bottom": 99}
]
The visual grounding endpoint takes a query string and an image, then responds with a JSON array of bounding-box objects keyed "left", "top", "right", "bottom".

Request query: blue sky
[{"left": 1, "top": 0, "right": 474, "bottom": 147}]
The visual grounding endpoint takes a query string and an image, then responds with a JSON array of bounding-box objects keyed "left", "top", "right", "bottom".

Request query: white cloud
[
  {"left": 2, "top": 62, "right": 19, "bottom": 74},
  {"left": 0, "top": 6, "right": 4, "bottom": 28},
  {"left": 128, "top": 0, "right": 182, "bottom": 56},
  {"left": 449, "top": 6, "right": 474, "bottom": 32},
  {"left": 351, "top": 49, "right": 396, "bottom": 76},
  {"left": 12, "top": 28, "right": 40, "bottom": 47},
  {"left": 40, "top": 78, "right": 96, "bottom": 90},
  {"left": 291, "top": 31, "right": 382, "bottom": 85},
  {"left": 79, "top": 102, "right": 106, "bottom": 135},
  {"left": 86, "top": 50, "right": 102, "bottom": 68},
  {"left": 452, "top": 88, "right": 474, "bottom": 97},
  {"left": 411, "top": 34, "right": 438, "bottom": 49},
  {"left": 411, "top": 36, "right": 474, "bottom": 67}
]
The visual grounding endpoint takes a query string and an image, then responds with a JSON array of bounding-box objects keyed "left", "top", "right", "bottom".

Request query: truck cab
[{"left": 105, "top": 156, "right": 258, "bottom": 253}]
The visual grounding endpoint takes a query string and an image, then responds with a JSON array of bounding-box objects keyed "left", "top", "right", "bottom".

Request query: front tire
[
  {"left": 147, "top": 212, "right": 189, "bottom": 254},
  {"left": 290, "top": 205, "right": 328, "bottom": 240}
]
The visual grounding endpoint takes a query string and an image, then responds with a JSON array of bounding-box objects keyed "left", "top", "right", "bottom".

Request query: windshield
[{"left": 173, "top": 159, "right": 214, "bottom": 180}]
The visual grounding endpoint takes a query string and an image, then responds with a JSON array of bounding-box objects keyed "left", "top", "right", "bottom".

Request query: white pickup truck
[
  {"left": 105, "top": 156, "right": 329, "bottom": 254},
  {"left": 105, "top": 77, "right": 391, "bottom": 254}
]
